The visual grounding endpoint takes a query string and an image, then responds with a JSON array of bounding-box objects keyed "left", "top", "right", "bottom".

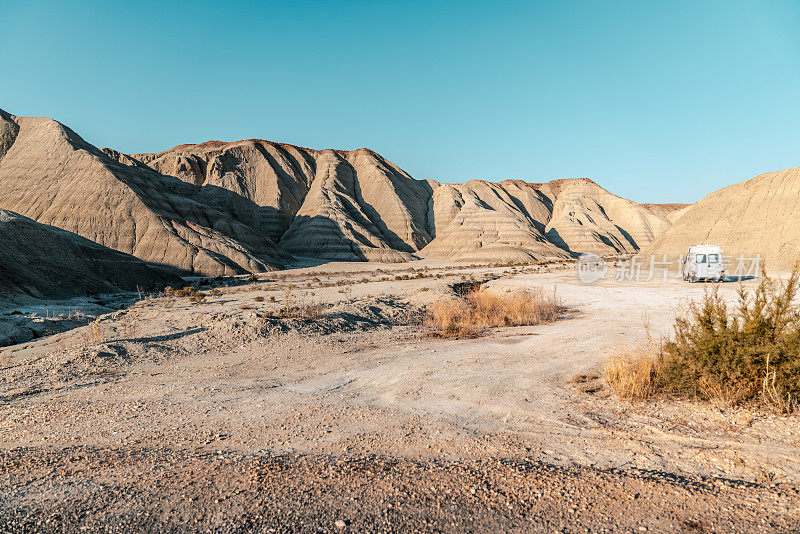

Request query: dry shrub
[
  {"left": 426, "top": 288, "right": 563, "bottom": 338},
  {"left": 603, "top": 347, "right": 662, "bottom": 401},
  {"left": 84, "top": 318, "right": 104, "bottom": 344},
  {"left": 189, "top": 291, "right": 207, "bottom": 305},
  {"left": 276, "top": 300, "right": 323, "bottom": 319},
  {"left": 274, "top": 285, "right": 323, "bottom": 319},
  {"left": 120, "top": 316, "right": 137, "bottom": 339}
]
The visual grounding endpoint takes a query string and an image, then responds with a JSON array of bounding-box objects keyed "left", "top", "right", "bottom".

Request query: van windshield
[
  {"left": 696, "top": 254, "right": 707, "bottom": 263},
  {"left": 708, "top": 254, "right": 719, "bottom": 263}
]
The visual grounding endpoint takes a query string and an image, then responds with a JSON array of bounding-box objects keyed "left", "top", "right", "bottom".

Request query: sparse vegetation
[
  {"left": 189, "top": 291, "right": 207, "bottom": 305},
  {"left": 425, "top": 288, "right": 564, "bottom": 338},
  {"left": 604, "top": 267, "right": 800, "bottom": 412},
  {"left": 603, "top": 347, "right": 662, "bottom": 402},
  {"left": 254, "top": 296, "right": 265, "bottom": 302},
  {"left": 85, "top": 318, "right": 104, "bottom": 344}
]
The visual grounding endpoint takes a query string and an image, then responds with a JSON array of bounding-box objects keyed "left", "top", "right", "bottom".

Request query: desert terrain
[
  {"left": 2, "top": 259, "right": 799, "bottom": 532},
  {"left": 2, "top": 106, "right": 800, "bottom": 531}
]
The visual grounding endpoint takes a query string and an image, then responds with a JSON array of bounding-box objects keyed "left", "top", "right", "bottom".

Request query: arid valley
[
  {"left": 2, "top": 256, "right": 800, "bottom": 531},
  {"left": 4, "top": 7, "right": 800, "bottom": 527}
]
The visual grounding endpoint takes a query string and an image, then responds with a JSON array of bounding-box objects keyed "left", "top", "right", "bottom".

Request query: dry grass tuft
[
  {"left": 603, "top": 347, "right": 662, "bottom": 401},
  {"left": 84, "top": 318, "right": 105, "bottom": 345},
  {"left": 189, "top": 292, "right": 207, "bottom": 305},
  {"left": 425, "top": 288, "right": 563, "bottom": 338}
]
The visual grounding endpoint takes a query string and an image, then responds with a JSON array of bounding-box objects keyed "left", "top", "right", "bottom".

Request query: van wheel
[{"left": 689, "top": 274, "right": 696, "bottom": 283}]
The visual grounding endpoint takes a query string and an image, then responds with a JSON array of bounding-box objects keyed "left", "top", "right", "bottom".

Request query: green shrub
[{"left": 660, "top": 267, "right": 800, "bottom": 412}]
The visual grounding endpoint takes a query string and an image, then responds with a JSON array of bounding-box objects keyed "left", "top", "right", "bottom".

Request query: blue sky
[{"left": 3, "top": 0, "right": 800, "bottom": 203}]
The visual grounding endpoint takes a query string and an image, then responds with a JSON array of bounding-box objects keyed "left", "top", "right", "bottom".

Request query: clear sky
[{"left": 3, "top": 0, "right": 800, "bottom": 203}]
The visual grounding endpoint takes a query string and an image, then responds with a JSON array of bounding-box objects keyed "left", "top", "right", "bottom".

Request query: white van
[{"left": 682, "top": 245, "right": 725, "bottom": 282}]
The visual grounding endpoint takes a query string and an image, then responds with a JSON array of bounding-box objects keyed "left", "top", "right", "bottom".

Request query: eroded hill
[
  {"left": 0, "top": 108, "right": 672, "bottom": 273},
  {"left": 644, "top": 167, "right": 800, "bottom": 268}
]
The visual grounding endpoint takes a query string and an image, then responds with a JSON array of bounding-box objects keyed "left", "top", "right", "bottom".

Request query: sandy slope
[{"left": 645, "top": 167, "right": 800, "bottom": 268}]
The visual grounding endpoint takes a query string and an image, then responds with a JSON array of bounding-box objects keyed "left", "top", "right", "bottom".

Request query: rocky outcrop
[
  {"left": 644, "top": 167, "right": 800, "bottom": 269},
  {"left": 0, "top": 210, "right": 178, "bottom": 301}
]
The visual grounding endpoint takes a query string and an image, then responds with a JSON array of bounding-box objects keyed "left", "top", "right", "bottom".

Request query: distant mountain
[{"left": 0, "top": 107, "right": 673, "bottom": 273}]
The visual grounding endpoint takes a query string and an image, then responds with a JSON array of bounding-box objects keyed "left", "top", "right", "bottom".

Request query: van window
[
  {"left": 697, "top": 254, "right": 707, "bottom": 264},
  {"left": 708, "top": 254, "right": 719, "bottom": 263}
]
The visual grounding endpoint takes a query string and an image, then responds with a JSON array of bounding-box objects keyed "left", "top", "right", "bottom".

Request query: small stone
[{"left": 335, "top": 520, "right": 346, "bottom": 529}]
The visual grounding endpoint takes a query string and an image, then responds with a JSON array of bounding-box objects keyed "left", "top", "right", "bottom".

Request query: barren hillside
[
  {"left": 644, "top": 167, "right": 800, "bottom": 268},
  {"left": 0, "top": 209, "right": 176, "bottom": 301},
  {"left": 640, "top": 203, "right": 690, "bottom": 223},
  {"left": 137, "top": 139, "right": 671, "bottom": 262},
  {"left": 0, "top": 108, "right": 672, "bottom": 271},
  {"left": 0, "top": 110, "right": 290, "bottom": 276}
]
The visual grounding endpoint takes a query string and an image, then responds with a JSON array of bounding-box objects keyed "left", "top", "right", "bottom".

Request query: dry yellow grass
[
  {"left": 602, "top": 347, "right": 662, "bottom": 401},
  {"left": 426, "top": 288, "right": 563, "bottom": 338}
]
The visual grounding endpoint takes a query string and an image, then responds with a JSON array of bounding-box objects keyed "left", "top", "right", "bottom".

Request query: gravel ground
[{"left": 2, "top": 446, "right": 798, "bottom": 533}]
